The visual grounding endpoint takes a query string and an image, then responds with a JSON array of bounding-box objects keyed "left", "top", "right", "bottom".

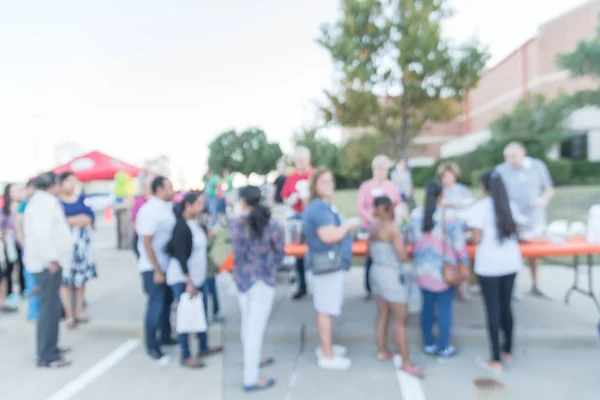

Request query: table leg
[
  {"left": 564, "top": 255, "right": 579, "bottom": 305},
  {"left": 564, "top": 255, "right": 600, "bottom": 313}
]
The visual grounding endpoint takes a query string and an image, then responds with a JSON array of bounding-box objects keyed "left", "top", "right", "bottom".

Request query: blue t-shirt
[
  {"left": 302, "top": 198, "right": 353, "bottom": 271},
  {"left": 61, "top": 194, "right": 95, "bottom": 221}
]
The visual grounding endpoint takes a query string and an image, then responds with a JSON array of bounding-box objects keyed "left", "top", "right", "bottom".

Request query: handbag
[
  {"left": 176, "top": 292, "right": 207, "bottom": 334},
  {"left": 441, "top": 209, "right": 468, "bottom": 287}
]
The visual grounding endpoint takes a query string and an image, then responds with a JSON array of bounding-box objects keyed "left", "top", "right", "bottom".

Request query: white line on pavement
[
  {"left": 44, "top": 339, "right": 141, "bottom": 400},
  {"left": 393, "top": 355, "right": 426, "bottom": 400}
]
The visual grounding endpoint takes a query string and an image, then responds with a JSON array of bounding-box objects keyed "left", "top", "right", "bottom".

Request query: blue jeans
[
  {"left": 171, "top": 283, "right": 208, "bottom": 360},
  {"left": 203, "top": 277, "right": 220, "bottom": 316},
  {"left": 207, "top": 196, "right": 218, "bottom": 227},
  {"left": 420, "top": 287, "right": 455, "bottom": 351},
  {"left": 23, "top": 262, "right": 40, "bottom": 321},
  {"left": 141, "top": 271, "right": 172, "bottom": 353}
]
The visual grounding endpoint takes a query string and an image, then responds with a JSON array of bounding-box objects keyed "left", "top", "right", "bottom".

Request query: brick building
[{"left": 343, "top": 0, "right": 600, "bottom": 165}]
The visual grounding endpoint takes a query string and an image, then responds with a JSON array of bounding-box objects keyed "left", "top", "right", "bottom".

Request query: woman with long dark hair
[
  {"left": 468, "top": 169, "right": 523, "bottom": 373},
  {"left": 57, "top": 172, "right": 96, "bottom": 328},
  {"left": 0, "top": 183, "right": 23, "bottom": 312},
  {"left": 228, "top": 186, "right": 285, "bottom": 392},
  {"left": 407, "top": 180, "right": 469, "bottom": 358},
  {"left": 166, "top": 191, "right": 223, "bottom": 369}
]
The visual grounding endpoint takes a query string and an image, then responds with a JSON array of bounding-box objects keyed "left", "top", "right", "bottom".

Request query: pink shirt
[
  {"left": 356, "top": 179, "right": 402, "bottom": 230},
  {"left": 131, "top": 195, "right": 148, "bottom": 222}
]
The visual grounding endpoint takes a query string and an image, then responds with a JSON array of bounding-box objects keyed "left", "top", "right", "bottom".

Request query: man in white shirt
[
  {"left": 136, "top": 176, "right": 176, "bottom": 364},
  {"left": 24, "top": 172, "right": 74, "bottom": 368}
]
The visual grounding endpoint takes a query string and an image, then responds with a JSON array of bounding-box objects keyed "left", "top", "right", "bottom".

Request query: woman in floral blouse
[
  {"left": 407, "top": 179, "right": 469, "bottom": 359},
  {"left": 228, "top": 186, "right": 285, "bottom": 393}
]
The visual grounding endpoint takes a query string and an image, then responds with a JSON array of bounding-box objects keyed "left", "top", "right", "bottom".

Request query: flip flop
[
  {"left": 244, "top": 379, "right": 276, "bottom": 392},
  {"left": 180, "top": 358, "right": 205, "bottom": 369},
  {"left": 376, "top": 351, "right": 397, "bottom": 361},
  {"left": 475, "top": 357, "right": 503, "bottom": 374},
  {"left": 75, "top": 317, "right": 89, "bottom": 324},
  {"left": 260, "top": 357, "right": 275, "bottom": 368},
  {"left": 37, "top": 359, "right": 72, "bottom": 368},
  {"left": 401, "top": 364, "right": 424, "bottom": 379},
  {"left": 199, "top": 346, "right": 224, "bottom": 357}
]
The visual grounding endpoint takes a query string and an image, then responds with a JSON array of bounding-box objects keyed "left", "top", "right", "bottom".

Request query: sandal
[
  {"left": 244, "top": 379, "right": 276, "bottom": 392},
  {"left": 260, "top": 357, "right": 275, "bottom": 368},
  {"left": 37, "top": 358, "right": 72, "bottom": 368},
  {"left": 475, "top": 357, "right": 503, "bottom": 374},
  {"left": 75, "top": 316, "right": 89, "bottom": 324},
  {"left": 65, "top": 319, "right": 77, "bottom": 329},
  {"left": 181, "top": 358, "right": 205, "bottom": 369},
  {"left": 401, "top": 363, "right": 424, "bottom": 379},
  {"left": 376, "top": 351, "right": 397, "bottom": 361},
  {"left": 199, "top": 346, "right": 224, "bottom": 357}
]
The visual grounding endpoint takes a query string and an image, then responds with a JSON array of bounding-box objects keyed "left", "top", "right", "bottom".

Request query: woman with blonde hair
[
  {"left": 357, "top": 155, "right": 404, "bottom": 300},
  {"left": 303, "top": 168, "right": 359, "bottom": 370}
]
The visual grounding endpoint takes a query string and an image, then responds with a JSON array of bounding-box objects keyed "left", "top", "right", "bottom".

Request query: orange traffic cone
[{"left": 104, "top": 206, "right": 114, "bottom": 223}]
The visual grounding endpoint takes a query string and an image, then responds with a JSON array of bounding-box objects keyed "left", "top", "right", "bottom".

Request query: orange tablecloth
[{"left": 220, "top": 237, "right": 600, "bottom": 272}]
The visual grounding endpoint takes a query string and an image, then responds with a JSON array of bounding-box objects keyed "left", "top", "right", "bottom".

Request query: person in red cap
[{"left": 280, "top": 146, "right": 314, "bottom": 300}]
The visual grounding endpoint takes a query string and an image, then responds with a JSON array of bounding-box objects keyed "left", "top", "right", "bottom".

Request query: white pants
[{"left": 238, "top": 281, "right": 275, "bottom": 386}]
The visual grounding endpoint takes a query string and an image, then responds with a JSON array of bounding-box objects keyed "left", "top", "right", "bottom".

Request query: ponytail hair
[
  {"left": 239, "top": 186, "right": 271, "bottom": 238},
  {"left": 480, "top": 169, "right": 517, "bottom": 241},
  {"left": 422, "top": 179, "right": 443, "bottom": 233},
  {"left": 177, "top": 191, "right": 200, "bottom": 218}
]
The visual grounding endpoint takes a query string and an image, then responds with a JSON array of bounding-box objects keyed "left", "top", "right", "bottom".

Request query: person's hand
[
  {"left": 185, "top": 279, "right": 197, "bottom": 297},
  {"left": 287, "top": 193, "right": 299, "bottom": 205},
  {"left": 49, "top": 261, "right": 60, "bottom": 274},
  {"left": 344, "top": 217, "right": 361, "bottom": 231},
  {"left": 532, "top": 197, "right": 547, "bottom": 208},
  {"left": 153, "top": 270, "right": 166, "bottom": 284}
]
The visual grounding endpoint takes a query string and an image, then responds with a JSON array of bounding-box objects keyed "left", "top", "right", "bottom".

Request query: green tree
[
  {"left": 293, "top": 126, "right": 344, "bottom": 174},
  {"left": 318, "top": 0, "right": 489, "bottom": 160},
  {"left": 208, "top": 128, "right": 282, "bottom": 176},
  {"left": 341, "top": 134, "right": 386, "bottom": 183}
]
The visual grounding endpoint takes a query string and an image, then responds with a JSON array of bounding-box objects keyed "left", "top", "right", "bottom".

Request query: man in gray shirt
[
  {"left": 495, "top": 142, "right": 554, "bottom": 299},
  {"left": 391, "top": 160, "right": 413, "bottom": 207}
]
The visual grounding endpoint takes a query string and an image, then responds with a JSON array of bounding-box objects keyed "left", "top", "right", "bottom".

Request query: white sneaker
[
  {"left": 317, "top": 355, "right": 352, "bottom": 370},
  {"left": 148, "top": 350, "right": 171, "bottom": 366},
  {"left": 315, "top": 344, "right": 348, "bottom": 358}
]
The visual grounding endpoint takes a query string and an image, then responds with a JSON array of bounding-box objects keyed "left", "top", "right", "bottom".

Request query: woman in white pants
[
  {"left": 228, "top": 186, "right": 285, "bottom": 392},
  {"left": 302, "top": 168, "right": 358, "bottom": 370}
]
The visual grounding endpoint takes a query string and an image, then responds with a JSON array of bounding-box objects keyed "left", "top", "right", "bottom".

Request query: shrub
[
  {"left": 545, "top": 159, "right": 572, "bottom": 186},
  {"left": 412, "top": 166, "right": 438, "bottom": 187}
]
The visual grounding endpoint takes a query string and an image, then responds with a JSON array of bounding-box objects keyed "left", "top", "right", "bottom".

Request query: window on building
[{"left": 560, "top": 132, "right": 588, "bottom": 160}]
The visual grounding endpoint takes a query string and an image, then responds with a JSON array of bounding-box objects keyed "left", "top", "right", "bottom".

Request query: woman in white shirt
[
  {"left": 467, "top": 169, "right": 523, "bottom": 374},
  {"left": 166, "top": 191, "right": 223, "bottom": 368}
]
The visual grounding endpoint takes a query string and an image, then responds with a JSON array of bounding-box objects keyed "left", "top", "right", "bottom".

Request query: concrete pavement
[{"left": 1, "top": 221, "right": 599, "bottom": 399}]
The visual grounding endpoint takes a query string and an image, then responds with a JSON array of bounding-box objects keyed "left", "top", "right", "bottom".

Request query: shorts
[{"left": 310, "top": 270, "right": 345, "bottom": 317}]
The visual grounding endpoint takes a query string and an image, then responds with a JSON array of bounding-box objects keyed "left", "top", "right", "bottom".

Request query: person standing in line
[
  {"left": 57, "top": 172, "right": 96, "bottom": 328},
  {"left": 131, "top": 173, "right": 154, "bottom": 260},
  {"left": 166, "top": 192, "right": 223, "bottom": 369},
  {"left": 203, "top": 228, "right": 225, "bottom": 323},
  {"left": 229, "top": 186, "right": 285, "bottom": 392},
  {"left": 16, "top": 179, "right": 38, "bottom": 320},
  {"left": 204, "top": 170, "right": 220, "bottom": 227},
  {"left": 222, "top": 169, "right": 234, "bottom": 217},
  {"left": 136, "top": 176, "right": 176, "bottom": 364},
  {"left": 495, "top": 142, "right": 554, "bottom": 299},
  {"left": 391, "top": 159, "right": 414, "bottom": 209},
  {"left": 303, "top": 168, "right": 358, "bottom": 370},
  {"left": 24, "top": 172, "right": 74, "bottom": 368},
  {"left": 467, "top": 170, "right": 522, "bottom": 373},
  {"left": 407, "top": 180, "right": 469, "bottom": 359},
  {"left": 368, "top": 196, "right": 422, "bottom": 378},
  {"left": 357, "top": 155, "right": 403, "bottom": 300},
  {"left": 280, "top": 146, "right": 314, "bottom": 300},
  {"left": 270, "top": 160, "right": 288, "bottom": 226},
  {"left": 2, "top": 183, "right": 26, "bottom": 300}
]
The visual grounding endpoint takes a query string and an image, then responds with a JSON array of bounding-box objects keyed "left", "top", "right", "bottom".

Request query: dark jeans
[
  {"left": 34, "top": 268, "right": 63, "bottom": 363},
  {"left": 6, "top": 261, "right": 26, "bottom": 296},
  {"left": 132, "top": 234, "right": 140, "bottom": 260},
  {"left": 171, "top": 283, "right": 208, "bottom": 360},
  {"left": 364, "top": 257, "right": 372, "bottom": 294},
  {"left": 203, "top": 277, "right": 220, "bottom": 316},
  {"left": 478, "top": 273, "right": 517, "bottom": 362},
  {"left": 421, "top": 287, "right": 455, "bottom": 351},
  {"left": 141, "top": 271, "right": 172, "bottom": 353},
  {"left": 295, "top": 257, "right": 307, "bottom": 292}
]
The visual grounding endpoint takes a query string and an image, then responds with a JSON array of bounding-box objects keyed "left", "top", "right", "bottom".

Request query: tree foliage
[
  {"left": 318, "top": 0, "right": 489, "bottom": 160},
  {"left": 207, "top": 128, "right": 282, "bottom": 176},
  {"left": 341, "top": 134, "right": 387, "bottom": 182}
]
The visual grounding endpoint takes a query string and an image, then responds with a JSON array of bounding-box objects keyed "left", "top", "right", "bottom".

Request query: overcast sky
[{"left": 0, "top": 0, "right": 591, "bottom": 186}]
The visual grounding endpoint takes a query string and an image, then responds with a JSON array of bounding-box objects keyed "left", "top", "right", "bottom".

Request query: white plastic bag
[{"left": 176, "top": 293, "right": 207, "bottom": 334}]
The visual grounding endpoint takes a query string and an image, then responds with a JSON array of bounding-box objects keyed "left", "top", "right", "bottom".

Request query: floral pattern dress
[
  {"left": 61, "top": 195, "right": 97, "bottom": 287},
  {"left": 406, "top": 207, "right": 469, "bottom": 293}
]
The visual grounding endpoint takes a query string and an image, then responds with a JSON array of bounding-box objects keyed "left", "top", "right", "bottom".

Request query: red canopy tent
[{"left": 53, "top": 151, "right": 144, "bottom": 182}]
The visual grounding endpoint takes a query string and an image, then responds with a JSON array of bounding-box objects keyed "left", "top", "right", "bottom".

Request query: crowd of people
[{"left": 1, "top": 140, "right": 557, "bottom": 391}]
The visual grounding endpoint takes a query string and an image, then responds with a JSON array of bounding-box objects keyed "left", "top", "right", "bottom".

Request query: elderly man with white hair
[
  {"left": 495, "top": 142, "right": 554, "bottom": 299},
  {"left": 281, "top": 146, "right": 314, "bottom": 300}
]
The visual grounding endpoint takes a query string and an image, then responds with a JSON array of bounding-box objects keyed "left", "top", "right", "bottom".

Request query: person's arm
[
  {"left": 391, "top": 229, "right": 408, "bottom": 262},
  {"left": 308, "top": 203, "right": 358, "bottom": 245},
  {"left": 15, "top": 213, "right": 25, "bottom": 246},
  {"left": 280, "top": 177, "right": 299, "bottom": 207},
  {"left": 536, "top": 160, "right": 555, "bottom": 205},
  {"left": 356, "top": 182, "right": 372, "bottom": 227},
  {"left": 466, "top": 202, "right": 483, "bottom": 245},
  {"left": 406, "top": 171, "right": 413, "bottom": 197},
  {"left": 137, "top": 209, "right": 163, "bottom": 278},
  {"left": 455, "top": 185, "right": 476, "bottom": 209},
  {"left": 170, "top": 222, "right": 193, "bottom": 278},
  {"left": 449, "top": 221, "right": 469, "bottom": 266}
]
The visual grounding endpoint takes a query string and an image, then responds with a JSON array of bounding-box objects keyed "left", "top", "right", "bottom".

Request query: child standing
[
  {"left": 467, "top": 170, "right": 523, "bottom": 373},
  {"left": 203, "top": 223, "right": 225, "bottom": 323}
]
